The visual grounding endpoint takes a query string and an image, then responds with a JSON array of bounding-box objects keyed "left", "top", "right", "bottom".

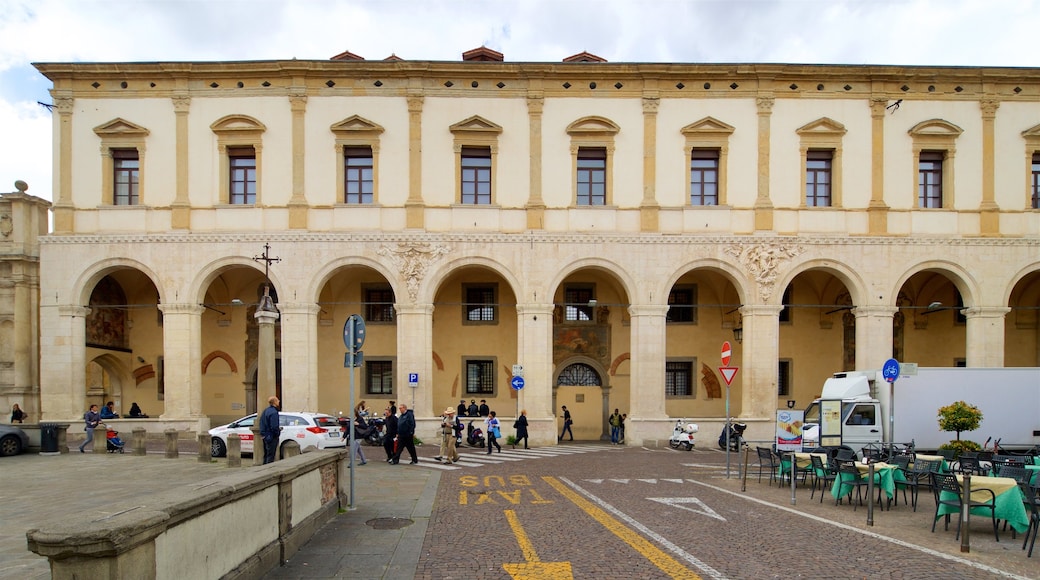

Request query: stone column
[
  {"left": 979, "top": 98, "right": 1001, "bottom": 235},
  {"left": 738, "top": 305, "right": 783, "bottom": 420},
  {"left": 754, "top": 94, "right": 775, "bottom": 231},
  {"left": 525, "top": 91, "right": 546, "bottom": 230},
  {"left": 278, "top": 302, "right": 319, "bottom": 411},
  {"left": 853, "top": 306, "right": 898, "bottom": 370},
  {"left": 288, "top": 91, "right": 310, "bottom": 229},
  {"left": 627, "top": 305, "right": 669, "bottom": 444},
  {"left": 867, "top": 95, "right": 890, "bottom": 234},
  {"left": 963, "top": 306, "right": 1011, "bottom": 367},
  {"left": 405, "top": 90, "right": 425, "bottom": 229},
  {"left": 516, "top": 304, "right": 555, "bottom": 444},
  {"left": 157, "top": 303, "right": 204, "bottom": 420},
  {"left": 254, "top": 289, "right": 279, "bottom": 466},
  {"left": 640, "top": 94, "right": 660, "bottom": 232},
  {"left": 40, "top": 305, "right": 90, "bottom": 420},
  {"left": 395, "top": 303, "right": 434, "bottom": 417}
]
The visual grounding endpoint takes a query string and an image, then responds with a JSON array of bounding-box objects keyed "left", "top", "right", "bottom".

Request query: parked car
[
  {"left": 209, "top": 412, "right": 345, "bottom": 458},
  {"left": 0, "top": 425, "right": 29, "bottom": 456}
]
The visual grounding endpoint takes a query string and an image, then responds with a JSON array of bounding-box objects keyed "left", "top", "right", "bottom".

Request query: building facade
[{"left": 33, "top": 50, "right": 1040, "bottom": 444}]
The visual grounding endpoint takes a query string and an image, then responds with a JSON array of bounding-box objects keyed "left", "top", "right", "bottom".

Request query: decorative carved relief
[
  {"left": 377, "top": 242, "right": 450, "bottom": 303},
  {"left": 0, "top": 213, "right": 11, "bottom": 238},
  {"left": 725, "top": 243, "right": 804, "bottom": 302}
]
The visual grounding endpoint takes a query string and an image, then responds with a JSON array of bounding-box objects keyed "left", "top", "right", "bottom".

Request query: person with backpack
[{"left": 609, "top": 409, "right": 622, "bottom": 445}]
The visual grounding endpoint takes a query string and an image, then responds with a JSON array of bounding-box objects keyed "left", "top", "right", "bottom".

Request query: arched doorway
[{"left": 554, "top": 359, "right": 608, "bottom": 441}]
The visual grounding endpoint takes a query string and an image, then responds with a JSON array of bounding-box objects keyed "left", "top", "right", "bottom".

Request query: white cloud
[{"left": 0, "top": 97, "right": 51, "bottom": 200}]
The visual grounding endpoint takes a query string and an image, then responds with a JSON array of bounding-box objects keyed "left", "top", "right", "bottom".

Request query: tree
[{"left": 937, "top": 400, "right": 983, "bottom": 441}]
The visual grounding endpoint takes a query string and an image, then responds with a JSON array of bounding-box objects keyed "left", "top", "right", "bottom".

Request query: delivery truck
[{"left": 802, "top": 367, "right": 1040, "bottom": 454}]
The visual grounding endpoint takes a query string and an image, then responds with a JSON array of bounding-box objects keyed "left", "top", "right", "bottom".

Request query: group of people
[
  {"left": 608, "top": 408, "right": 627, "bottom": 445},
  {"left": 456, "top": 399, "right": 490, "bottom": 417},
  {"left": 73, "top": 401, "right": 152, "bottom": 453},
  {"left": 435, "top": 405, "right": 530, "bottom": 464}
]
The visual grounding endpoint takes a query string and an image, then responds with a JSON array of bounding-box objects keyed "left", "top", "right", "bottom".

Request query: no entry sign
[{"left": 721, "top": 341, "right": 732, "bottom": 367}]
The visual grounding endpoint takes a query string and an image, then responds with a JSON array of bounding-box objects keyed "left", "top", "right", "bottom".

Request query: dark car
[{"left": 0, "top": 425, "right": 29, "bottom": 456}]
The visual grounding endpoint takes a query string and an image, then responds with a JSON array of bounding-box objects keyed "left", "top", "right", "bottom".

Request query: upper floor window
[
  {"left": 918, "top": 151, "right": 944, "bottom": 209},
  {"left": 564, "top": 286, "right": 595, "bottom": 322},
  {"left": 93, "top": 117, "right": 149, "bottom": 207},
  {"left": 460, "top": 146, "right": 492, "bottom": 205},
  {"left": 667, "top": 286, "right": 696, "bottom": 323},
  {"left": 229, "top": 148, "right": 257, "bottom": 205},
  {"left": 690, "top": 149, "right": 719, "bottom": 206},
  {"left": 465, "top": 359, "right": 496, "bottom": 394},
  {"left": 576, "top": 148, "right": 607, "bottom": 206},
  {"left": 112, "top": 149, "right": 140, "bottom": 206},
  {"left": 364, "top": 286, "right": 395, "bottom": 323},
  {"left": 1032, "top": 152, "right": 1040, "bottom": 209},
  {"left": 366, "top": 359, "right": 394, "bottom": 395},
  {"left": 464, "top": 284, "right": 497, "bottom": 323},
  {"left": 805, "top": 150, "right": 832, "bottom": 207},
  {"left": 665, "top": 361, "right": 694, "bottom": 397},
  {"left": 345, "top": 146, "right": 374, "bottom": 204}
]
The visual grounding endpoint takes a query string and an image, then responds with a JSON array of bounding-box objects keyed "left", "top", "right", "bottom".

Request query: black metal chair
[
  {"left": 903, "top": 458, "right": 937, "bottom": 512},
  {"left": 1021, "top": 483, "right": 1040, "bottom": 557},
  {"left": 756, "top": 446, "right": 779, "bottom": 485},
  {"left": 836, "top": 460, "right": 882, "bottom": 511},
  {"left": 835, "top": 447, "right": 857, "bottom": 462},
  {"left": 887, "top": 454, "right": 911, "bottom": 507},
  {"left": 955, "top": 454, "right": 984, "bottom": 476},
  {"left": 809, "top": 454, "right": 837, "bottom": 502},
  {"left": 931, "top": 472, "right": 999, "bottom": 542},
  {"left": 997, "top": 465, "right": 1032, "bottom": 485}
]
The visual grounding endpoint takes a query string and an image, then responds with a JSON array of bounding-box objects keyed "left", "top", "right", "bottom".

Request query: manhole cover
[{"left": 366, "top": 517, "right": 414, "bottom": 530}]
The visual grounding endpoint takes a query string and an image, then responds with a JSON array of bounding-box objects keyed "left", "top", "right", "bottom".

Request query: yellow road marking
[
  {"left": 503, "top": 509, "right": 574, "bottom": 579},
  {"left": 542, "top": 476, "right": 701, "bottom": 580}
]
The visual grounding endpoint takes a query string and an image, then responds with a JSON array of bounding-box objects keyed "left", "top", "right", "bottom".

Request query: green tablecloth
[
  {"left": 935, "top": 475, "right": 1029, "bottom": 534},
  {"left": 831, "top": 462, "right": 900, "bottom": 500}
]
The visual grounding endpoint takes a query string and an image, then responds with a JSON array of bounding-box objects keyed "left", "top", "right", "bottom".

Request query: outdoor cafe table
[
  {"left": 911, "top": 453, "right": 949, "bottom": 473},
  {"left": 935, "top": 475, "right": 1030, "bottom": 534},
  {"left": 778, "top": 452, "right": 829, "bottom": 484},
  {"left": 831, "top": 461, "right": 903, "bottom": 501}
]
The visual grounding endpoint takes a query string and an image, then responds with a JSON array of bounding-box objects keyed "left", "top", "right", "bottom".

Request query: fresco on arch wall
[
  {"left": 86, "top": 276, "right": 129, "bottom": 351},
  {"left": 553, "top": 325, "right": 611, "bottom": 369}
]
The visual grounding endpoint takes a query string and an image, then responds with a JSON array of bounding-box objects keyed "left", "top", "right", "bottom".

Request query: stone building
[
  {"left": 31, "top": 48, "right": 1040, "bottom": 445},
  {"left": 0, "top": 181, "right": 49, "bottom": 423}
]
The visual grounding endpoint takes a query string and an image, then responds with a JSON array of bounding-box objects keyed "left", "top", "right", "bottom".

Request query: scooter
[
  {"left": 718, "top": 422, "right": 747, "bottom": 451},
  {"left": 466, "top": 420, "right": 485, "bottom": 448},
  {"left": 453, "top": 417, "right": 464, "bottom": 447},
  {"left": 668, "top": 419, "right": 699, "bottom": 451}
]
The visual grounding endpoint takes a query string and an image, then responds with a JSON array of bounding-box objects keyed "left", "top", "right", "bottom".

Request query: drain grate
[{"left": 366, "top": 517, "right": 414, "bottom": 530}]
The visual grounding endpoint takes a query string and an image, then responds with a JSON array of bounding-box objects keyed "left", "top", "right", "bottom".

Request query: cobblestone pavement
[
  {"left": 415, "top": 445, "right": 1040, "bottom": 579},
  {"left": 408, "top": 442, "right": 616, "bottom": 471}
]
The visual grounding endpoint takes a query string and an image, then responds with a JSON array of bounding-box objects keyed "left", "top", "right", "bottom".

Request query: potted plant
[{"left": 936, "top": 400, "right": 983, "bottom": 458}]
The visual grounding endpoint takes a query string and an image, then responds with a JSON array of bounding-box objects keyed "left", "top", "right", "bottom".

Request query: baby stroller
[{"left": 106, "top": 427, "right": 126, "bottom": 453}]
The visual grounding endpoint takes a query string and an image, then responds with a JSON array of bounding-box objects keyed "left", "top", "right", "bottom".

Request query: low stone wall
[{"left": 27, "top": 450, "right": 349, "bottom": 580}]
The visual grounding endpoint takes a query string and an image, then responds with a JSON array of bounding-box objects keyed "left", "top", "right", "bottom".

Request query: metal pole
[
  {"left": 740, "top": 445, "right": 749, "bottom": 492},
  {"left": 867, "top": 462, "right": 875, "bottom": 526},
  {"left": 347, "top": 316, "right": 356, "bottom": 510},
  {"left": 725, "top": 384, "right": 731, "bottom": 478},
  {"left": 961, "top": 473, "right": 971, "bottom": 552},
  {"left": 789, "top": 452, "right": 797, "bottom": 505}
]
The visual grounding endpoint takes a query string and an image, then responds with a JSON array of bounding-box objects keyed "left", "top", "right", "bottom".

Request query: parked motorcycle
[
  {"left": 453, "top": 417, "right": 464, "bottom": 447},
  {"left": 718, "top": 421, "right": 747, "bottom": 451},
  {"left": 466, "top": 420, "right": 485, "bottom": 448},
  {"left": 668, "top": 419, "right": 699, "bottom": 451}
]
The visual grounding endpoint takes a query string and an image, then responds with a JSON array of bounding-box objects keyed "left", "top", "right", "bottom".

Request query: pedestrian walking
[
  {"left": 609, "top": 408, "right": 622, "bottom": 444},
  {"left": 260, "top": 396, "right": 280, "bottom": 464},
  {"left": 485, "top": 410, "right": 502, "bottom": 454},
  {"left": 438, "top": 407, "right": 459, "bottom": 464},
  {"left": 10, "top": 403, "right": 26, "bottom": 424},
  {"left": 382, "top": 406, "right": 398, "bottom": 462},
  {"left": 391, "top": 403, "right": 418, "bottom": 464},
  {"left": 350, "top": 409, "right": 368, "bottom": 465},
  {"left": 514, "top": 409, "right": 529, "bottom": 449},
  {"left": 559, "top": 405, "right": 573, "bottom": 441},
  {"left": 79, "top": 404, "right": 101, "bottom": 452}
]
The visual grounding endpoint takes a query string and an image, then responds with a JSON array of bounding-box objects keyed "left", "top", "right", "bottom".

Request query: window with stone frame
[
  {"left": 366, "top": 359, "right": 394, "bottom": 395},
  {"left": 1032, "top": 152, "right": 1040, "bottom": 209},
  {"left": 796, "top": 117, "right": 845, "bottom": 208},
  {"left": 690, "top": 149, "right": 719, "bottom": 206},
  {"left": 228, "top": 147, "right": 257, "bottom": 205},
  {"left": 908, "top": 119, "right": 961, "bottom": 209},
  {"left": 805, "top": 150, "right": 833, "bottom": 207},
  {"left": 460, "top": 146, "right": 492, "bottom": 205},
  {"left": 665, "top": 360, "right": 694, "bottom": 397},
  {"left": 918, "top": 151, "right": 944, "bottom": 209},
  {"left": 93, "top": 117, "right": 149, "bottom": 207},
  {"left": 567, "top": 116, "right": 618, "bottom": 207},
  {"left": 682, "top": 117, "right": 734, "bottom": 206},
  {"left": 465, "top": 359, "right": 496, "bottom": 395},
  {"left": 576, "top": 148, "right": 607, "bottom": 206}
]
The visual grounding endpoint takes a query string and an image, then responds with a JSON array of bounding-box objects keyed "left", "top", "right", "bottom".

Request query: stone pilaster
[
  {"left": 525, "top": 91, "right": 545, "bottom": 230},
  {"left": 979, "top": 98, "right": 1001, "bottom": 235},
  {"left": 516, "top": 303, "right": 554, "bottom": 443},
  {"left": 853, "top": 306, "right": 898, "bottom": 370},
  {"left": 627, "top": 305, "right": 669, "bottom": 443},
  {"left": 395, "top": 303, "right": 434, "bottom": 417},
  {"left": 868, "top": 95, "right": 890, "bottom": 234},
  {"left": 640, "top": 94, "right": 660, "bottom": 232},
  {"left": 278, "top": 302, "right": 319, "bottom": 410},
  {"left": 157, "top": 303, "right": 204, "bottom": 419},
  {"left": 288, "top": 91, "right": 310, "bottom": 229},
  {"left": 754, "top": 94, "right": 775, "bottom": 231},
  {"left": 40, "top": 305, "right": 90, "bottom": 420},
  {"left": 51, "top": 93, "right": 75, "bottom": 233},
  {"left": 171, "top": 94, "right": 192, "bottom": 230},
  {"left": 963, "top": 306, "right": 1011, "bottom": 367},
  {"left": 405, "top": 91, "right": 425, "bottom": 229}
]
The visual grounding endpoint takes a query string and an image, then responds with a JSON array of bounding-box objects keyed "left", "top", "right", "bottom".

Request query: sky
[{"left": 1, "top": 0, "right": 1038, "bottom": 202}]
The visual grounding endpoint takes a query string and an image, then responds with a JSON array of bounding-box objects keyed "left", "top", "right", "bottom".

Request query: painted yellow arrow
[{"left": 501, "top": 509, "right": 574, "bottom": 580}]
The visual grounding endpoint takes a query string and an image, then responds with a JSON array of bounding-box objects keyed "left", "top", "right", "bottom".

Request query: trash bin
[{"left": 40, "top": 423, "right": 59, "bottom": 453}]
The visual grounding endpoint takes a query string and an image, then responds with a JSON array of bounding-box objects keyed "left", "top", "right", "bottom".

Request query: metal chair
[
  {"left": 996, "top": 465, "right": 1032, "bottom": 485},
  {"left": 836, "top": 460, "right": 882, "bottom": 511},
  {"left": 931, "top": 472, "right": 999, "bottom": 542},
  {"left": 955, "top": 454, "right": 985, "bottom": 476},
  {"left": 903, "top": 458, "right": 937, "bottom": 512},
  {"left": 810, "top": 454, "right": 837, "bottom": 502},
  {"left": 887, "top": 454, "right": 911, "bottom": 506},
  {"left": 755, "top": 446, "right": 779, "bottom": 485},
  {"left": 1021, "top": 483, "right": 1040, "bottom": 557}
]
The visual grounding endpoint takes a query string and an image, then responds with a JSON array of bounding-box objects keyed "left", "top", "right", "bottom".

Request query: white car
[{"left": 209, "top": 411, "right": 345, "bottom": 457}]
